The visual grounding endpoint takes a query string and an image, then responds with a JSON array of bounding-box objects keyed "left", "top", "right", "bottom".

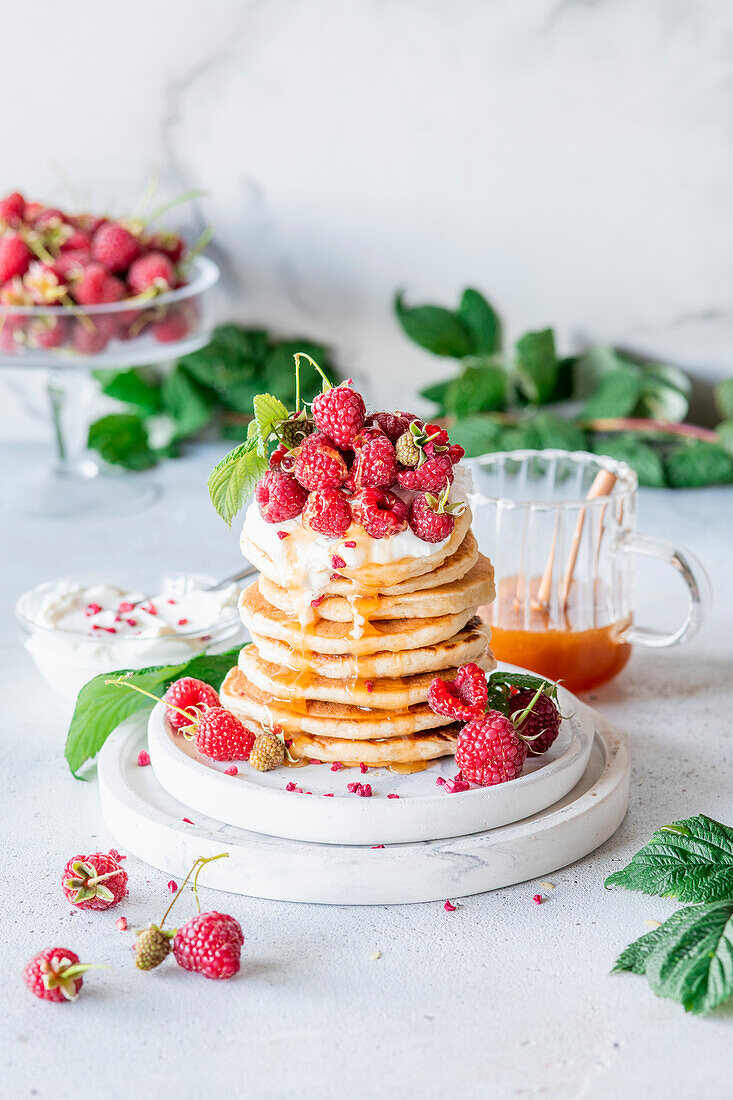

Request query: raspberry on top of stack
[{"left": 216, "top": 360, "right": 498, "bottom": 771}]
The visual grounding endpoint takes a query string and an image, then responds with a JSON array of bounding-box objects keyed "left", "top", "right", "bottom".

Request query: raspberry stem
[
  {"left": 295, "top": 351, "right": 331, "bottom": 394},
  {"left": 105, "top": 676, "right": 202, "bottom": 729},
  {"left": 511, "top": 683, "right": 548, "bottom": 739},
  {"left": 159, "top": 853, "right": 229, "bottom": 925}
]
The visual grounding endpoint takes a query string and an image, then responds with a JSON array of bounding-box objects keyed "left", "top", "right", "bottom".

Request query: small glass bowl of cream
[{"left": 16, "top": 571, "right": 245, "bottom": 700}]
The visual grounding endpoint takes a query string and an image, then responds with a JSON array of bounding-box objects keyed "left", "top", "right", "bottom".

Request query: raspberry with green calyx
[
  {"left": 279, "top": 410, "right": 316, "bottom": 449},
  {"left": 24, "top": 947, "right": 104, "bottom": 1003},
  {"left": 509, "top": 685, "right": 561, "bottom": 755},
  {"left": 134, "top": 925, "right": 175, "bottom": 971},
  {"left": 395, "top": 429, "right": 421, "bottom": 467},
  {"left": 62, "top": 850, "right": 128, "bottom": 910},
  {"left": 408, "top": 485, "right": 466, "bottom": 543},
  {"left": 249, "top": 729, "right": 286, "bottom": 772}
]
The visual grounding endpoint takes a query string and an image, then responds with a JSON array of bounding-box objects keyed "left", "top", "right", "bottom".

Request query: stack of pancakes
[{"left": 220, "top": 504, "right": 496, "bottom": 768}]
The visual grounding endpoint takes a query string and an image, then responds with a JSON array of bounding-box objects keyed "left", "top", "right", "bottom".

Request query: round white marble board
[
  {"left": 98, "top": 705, "right": 628, "bottom": 905},
  {"left": 146, "top": 676, "right": 594, "bottom": 846}
]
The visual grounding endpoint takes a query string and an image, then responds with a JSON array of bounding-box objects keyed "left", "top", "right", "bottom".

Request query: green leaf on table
[
  {"left": 591, "top": 434, "right": 665, "bottom": 488},
  {"left": 573, "top": 346, "right": 624, "bottom": 400},
  {"left": 582, "top": 367, "right": 641, "bottom": 420},
  {"left": 605, "top": 815, "right": 733, "bottom": 902},
  {"left": 65, "top": 648, "right": 242, "bottom": 776},
  {"left": 161, "top": 366, "right": 214, "bottom": 438},
  {"left": 207, "top": 435, "right": 268, "bottom": 525},
  {"left": 394, "top": 292, "right": 473, "bottom": 358},
  {"left": 420, "top": 378, "right": 452, "bottom": 414},
  {"left": 444, "top": 361, "right": 507, "bottom": 418},
  {"left": 93, "top": 367, "right": 162, "bottom": 415},
  {"left": 645, "top": 901, "right": 733, "bottom": 1015},
  {"left": 714, "top": 378, "right": 733, "bottom": 422},
  {"left": 253, "top": 392, "right": 289, "bottom": 444},
  {"left": 531, "top": 412, "right": 587, "bottom": 452},
  {"left": 87, "top": 413, "right": 157, "bottom": 470},
  {"left": 636, "top": 375, "right": 689, "bottom": 423},
  {"left": 717, "top": 421, "right": 733, "bottom": 457},
  {"left": 612, "top": 907, "right": 703, "bottom": 975},
  {"left": 515, "top": 328, "right": 558, "bottom": 404},
  {"left": 457, "top": 288, "right": 502, "bottom": 354},
  {"left": 447, "top": 415, "right": 506, "bottom": 458},
  {"left": 664, "top": 441, "right": 733, "bottom": 488},
  {"left": 177, "top": 325, "right": 264, "bottom": 412}
]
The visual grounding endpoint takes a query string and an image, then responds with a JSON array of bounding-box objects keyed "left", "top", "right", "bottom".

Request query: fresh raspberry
[
  {"left": 270, "top": 442, "right": 288, "bottom": 467},
  {"left": 71, "top": 212, "right": 106, "bottom": 237},
  {"left": 255, "top": 469, "right": 308, "bottom": 523},
  {"left": 312, "top": 382, "right": 366, "bottom": 448},
  {"left": 33, "top": 207, "right": 66, "bottom": 231},
  {"left": 351, "top": 488, "right": 408, "bottom": 538},
  {"left": 447, "top": 444, "right": 465, "bottom": 464},
  {"left": 194, "top": 707, "right": 256, "bottom": 762},
  {"left": 0, "top": 192, "right": 25, "bottom": 226},
  {"left": 23, "top": 201, "right": 45, "bottom": 223},
  {"left": 162, "top": 676, "right": 220, "bottom": 732},
  {"left": 365, "top": 411, "right": 412, "bottom": 442},
  {"left": 59, "top": 229, "right": 92, "bottom": 252},
  {"left": 134, "top": 925, "right": 174, "bottom": 971},
  {"left": 73, "top": 263, "right": 125, "bottom": 306},
  {"left": 173, "top": 911, "right": 243, "bottom": 980},
  {"left": 397, "top": 454, "right": 454, "bottom": 492},
  {"left": 152, "top": 309, "right": 190, "bottom": 343},
  {"left": 0, "top": 233, "right": 31, "bottom": 282},
  {"left": 279, "top": 411, "right": 315, "bottom": 449},
  {"left": 91, "top": 221, "right": 140, "bottom": 272},
  {"left": 127, "top": 251, "right": 175, "bottom": 295},
  {"left": 352, "top": 431, "right": 398, "bottom": 488},
  {"left": 249, "top": 730, "right": 286, "bottom": 771},
  {"left": 71, "top": 322, "right": 109, "bottom": 355},
  {"left": 303, "top": 488, "right": 352, "bottom": 537},
  {"left": 395, "top": 430, "right": 420, "bottom": 467},
  {"left": 508, "top": 689, "right": 561, "bottom": 754},
  {"left": 455, "top": 712, "right": 528, "bottom": 786},
  {"left": 424, "top": 422, "right": 450, "bottom": 450},
  {"left": 61, "top": 850, "right": 128, "bottom": 910},
  {"left": 292, "top": 434, "right": 348, "bottom": 491},
  {"left": 24, "top": 948, "right": 92, "bottom": 1002},
  {"left": 27, "top": 315, "right": 68, "bottom": 349},
  {"left": 428, "top": 663, "right": 488, "bottom": 721},
  {"left": 408, "top": 491, "right": 462, "bottom": 543},
  {"left": 54, "top": 249, "right": 91, "bottom": 281}
]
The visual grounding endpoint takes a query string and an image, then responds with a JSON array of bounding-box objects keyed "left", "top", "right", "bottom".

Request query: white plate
[
  {"left": 98, "top": 703, "right": 628, "bottom": 904},
  {"left": 146, "top": 671, "right": 594, "bottom": 845}
]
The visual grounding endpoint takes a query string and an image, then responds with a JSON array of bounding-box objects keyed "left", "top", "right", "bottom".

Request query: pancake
[
  {"left": 239, "top": 583, "right": 478, "bottom": 655},
  {"left": 286, "top": 729, "right": 459, "bottom": 765},
  {"left": 238, "top": 643, "right": 496, "bottom": 709},
  {"left": 249, "top": 617, "right": 492, "bottom": 679},
  {"left": 220, "top": 667, "right": 454, "bottom": 739},
  {"left": 258, "top": 554, "right": 495, "bottom": 623}
]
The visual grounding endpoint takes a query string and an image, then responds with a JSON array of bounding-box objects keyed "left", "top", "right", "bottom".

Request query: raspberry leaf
[
  {"left": 207, "top": 433, "right": 268, "bottom": 525},
  {"left": 605, "top": 815, "right": 733, "bottom": 902},
  {"left": 253, "top": 393, "right": 289, "bottom": 446},
  {"left": 515, "top": 328, "right": 558, "bottom": 404},
  {"left": 612, "top": 908, "right": 691, "bottom": 975},
  {"left": 457, "top": 288, "right": 502, "bottom": 355},
  {"left": 394, "top": 292, "right": 473, "bottom": 358},
  {"left": 65, "top": 646, "right": 243, "bottom": 776},
  {"left": 640, "top": 902, "right": 733, "bottom": 1015}
]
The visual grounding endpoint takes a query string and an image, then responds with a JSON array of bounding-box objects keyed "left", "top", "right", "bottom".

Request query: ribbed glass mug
[{"left": 466, "top": 450, "right": 710, "bottom": 692}]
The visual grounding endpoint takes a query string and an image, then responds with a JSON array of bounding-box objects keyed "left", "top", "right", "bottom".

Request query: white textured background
[{"left": 2, "top": 0, "right": 732, "bottom": 438}]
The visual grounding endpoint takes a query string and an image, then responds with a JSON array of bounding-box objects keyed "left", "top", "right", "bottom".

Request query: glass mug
[{"left": 466, "top": 450, "right": 710, "bottom": 692}]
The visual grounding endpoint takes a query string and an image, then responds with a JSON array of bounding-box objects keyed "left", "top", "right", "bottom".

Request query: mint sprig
[
  {"left": 608, "top": 814, "right": 733, "bottom": 1015},
  {"left": 65, "top": 647, "right": 242, "bottom": 776}
]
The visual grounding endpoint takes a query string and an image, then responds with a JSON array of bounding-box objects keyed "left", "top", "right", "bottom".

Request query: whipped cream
[
  {"left": 20, "top": 578, "right": 242, "bottom": 700},
  {"left": 241, "top": 465, "right": 472, "bottom": 619}
]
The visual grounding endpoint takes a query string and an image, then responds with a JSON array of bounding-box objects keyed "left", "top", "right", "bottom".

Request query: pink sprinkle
[
  {"left": 364, "top": 681, "right": 374, "bottom": 693},
  {"left": 372, "top": 845, "right": 385, "bottom": 849},
  {"left": 126, "top": 618, "right": 137, "bottom": 627},
  {"left": 311, "top": 596, "right": 324, "bottom": 608},
  {"left": 224, "top": 765, "right": 238, "bottom": 776},
  {"left": 436, "top": 776, "right": 446, "bottom": 786},
  {"left": 387, "top": 793, "right": 400, "bottom": 799},
  {"left": 167, "top": 880, "right": 178, "bottom": 893},
  {"left": 330, "top": 572, "right": 341, "bottom": 581},
  {"left": 347, "top": 782, "right": 358, "bottom": 793},
  {"left": 360, "top": 762, "right": 368, "bottom": 774},
  {"left": 331, "top": 762, "right": 343, "bottom": 772},
  {"left": 309, "top": 758, "right": 322, "bottom": 765},
  {"left": 182, "top": 817, "right": 194, "bottom": 825},
  {"left": 143, "top": 603, "right": 158, "bottom": 615},
  {"left": 114, "top": 615, "right": 123, "bottom": 623},
  {"left": 167, "top": 599, "right": 176, "bottom": 605},
  {"left": 286, "top": 782, "right": 297, "bottom": 792},
  {"left": 92, "top": 624, "right": 116, "bottom": 634},
  {"left": 345, "top": 540, "right": 356, "bottom": 548},
  {"left": 177, "top": 618, "right": 189, "bottom": 626},
  {"left": 277, "top": 531, "right": 289, "bottom": 540},
  {"left": 85, "top": 602, "right": 102, "bottom": 616},
  {"left": 444, "top": 901, "right": 457, "bottom": 912},
  {"left": 324, "top": 792, "right": 334, "bottom": 797},
  {"left": 116, "top": 916, "right": 128, "bottom": 931},
  {"left": 358, "top": 783, "right": 372, "bottom": 798},
  {"left": 533, "top": 894, "right": 543, "bottom": 905},
  {"left": 118, "top": 601, "right": 135, "bottom": 613},
  {"left": 295, "top": 786, "right": 303, "bottom": 794},
  {"left": 331, "top": 555, "right": 346, "bottom": 569},
  {"left": 137, "top": 750, "right": 151, "bottom": 767}
]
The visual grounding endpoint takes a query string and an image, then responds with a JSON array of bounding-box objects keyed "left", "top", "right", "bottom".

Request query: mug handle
[{"left": 615, "top": 533, "right": 711, "bottom": 648}]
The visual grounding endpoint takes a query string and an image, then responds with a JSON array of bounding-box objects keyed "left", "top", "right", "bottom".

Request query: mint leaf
[
  {"left": 715, "top": 378, "right": 733, "bottom": 422},
  {"left": 718, "top": 421, "right": 733, "bottom": 457},
  {"left": 645, "top": 901, "right": 733, "bottom": 1015},
  {"left": 161, "top": 366, "right": 214, "bottom": 438},
  {"left": 253, "top": 392, "right": 289, "bottom": 445},
  {"left": 447, "top": 415, "right": 505, "bottom": 458},
  {"left": 591, "top": 434, "right": 665, "bottom": 488},
  {"left": 613, "top": 908, "right": 692, "bottom": 974},
  {"left": 420, "top": 378, "right": 452, "bottom": 414},
  {"left": 636, "top": 374, "right": 689, "bottom": 422},
  {"left": 207, "top": 436, "right": 268, "bottom": 525},
  {"left": 515, "top": 329, "right": 558, "bottom": 404},
  {"left": 93, "top": 367, "right": 162, "bottom": 415},
  {"left": 573, "top": 346, "right": 622, "bottom": 400},
  {"left": 65, "top": 647, "right": 241, "bottom": 775},
  {"left": 87, "top": 413, "right": 157, "bottom": 470},
  {"left": 605, "top": 815, "right": 733, "bottom": 902},
  {"left": 532, "top": 412, "right": 587, "bottom": 452},
  {"left": 582, "top": 367, "right": 641, "bottom": 419},
  {"left": 457, "top": 289, "right": 502, "bottom": 354},
  {"left": 444, "top": 361, "right": 507, "bottom": 418},
  {"left": 394, "top": 293, "right": 473, "bottom": 358},
  {"left": 664, "top": 441, "right": 733, "bottom": 488}
]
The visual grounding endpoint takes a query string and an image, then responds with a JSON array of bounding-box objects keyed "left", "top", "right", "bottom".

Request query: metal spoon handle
[{"left": 204, "top": 563, "right": 259, "bottom": 592}]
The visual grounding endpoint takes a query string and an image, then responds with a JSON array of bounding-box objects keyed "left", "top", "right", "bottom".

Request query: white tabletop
[{"left": 3, "top": 443, "right": 731, "bottom": 1100}]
